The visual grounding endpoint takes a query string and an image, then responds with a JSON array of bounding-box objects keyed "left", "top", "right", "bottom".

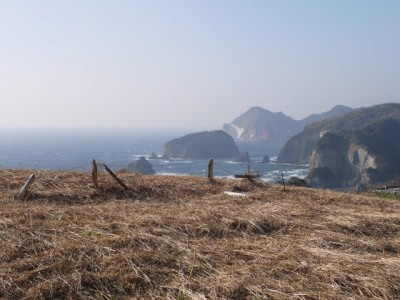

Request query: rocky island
[{"left": 164, "top": 130, "right": 240, "bottom": 159}]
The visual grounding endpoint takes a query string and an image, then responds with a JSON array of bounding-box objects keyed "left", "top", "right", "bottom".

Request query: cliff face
[
  {"left": 306, "top": 118, "right": 400, "bottom": 188},
  {"left": 278, "top": 103, "right": 400, "bottom": 164},
  {"left": 164, "top": 130, "right": 240, "bottom": 159}
]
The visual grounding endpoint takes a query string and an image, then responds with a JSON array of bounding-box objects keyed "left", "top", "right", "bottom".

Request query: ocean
[{"left": 0, "top": 129, "right": 308, "bottom": 182}]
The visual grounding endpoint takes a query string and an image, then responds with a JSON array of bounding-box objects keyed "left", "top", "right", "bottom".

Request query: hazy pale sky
[{"left": 1, "top": 1, "right": 399, "bottom": 130}]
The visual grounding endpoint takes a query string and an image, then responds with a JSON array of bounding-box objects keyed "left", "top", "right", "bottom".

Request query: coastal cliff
[
  {"left": 278, "top": 103, "right": 400, "bottom": 164},
  {"left": 306, "top": 118, "right": 400, "bottom": 188}
]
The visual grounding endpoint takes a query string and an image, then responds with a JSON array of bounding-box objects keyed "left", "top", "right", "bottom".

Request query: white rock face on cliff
[
  {"left": 309, "top": 141, "right": 379, "bottom": 188},
  {"left": 222, "top": 107, "right": 300, "bottom": 142},
  {"left": 347, "top": 144, "right": 378, "bottom": 184},
  {"left": 223, "top": 123, "right": 245, "bottom": 140},
  {"left": 307, "top": 133, "right": 355, "bottom": 188}
]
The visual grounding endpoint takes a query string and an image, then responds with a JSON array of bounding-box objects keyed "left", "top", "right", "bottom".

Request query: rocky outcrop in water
[
  {"left": 261, "top": 155, "right": 270, "bottom": 163},
  {"left": 149, "top": 152, "right": 159, "bottom": 159},
  {"left": 127, "top": 157, "right": 156, "bottom": 175},
  {"left": 164, "top": 130, "right": 240, "bottom": 159},
  {"left": 148, "top": 153, "right": 171, "bottom": 161},
  {"left": 236, "top": 151, "right": 251, "bottom": 163}
]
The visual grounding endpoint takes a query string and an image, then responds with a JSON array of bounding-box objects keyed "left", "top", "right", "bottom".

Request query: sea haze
[{"left": 0, "top": 129, "right": 308, "bottom": 182}]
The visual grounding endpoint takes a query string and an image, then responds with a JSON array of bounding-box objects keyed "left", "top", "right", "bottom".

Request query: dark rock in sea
[
  {"left": 164, "top": 130, "right": 240, "bottom": 159},
  {"left": 127, "top": 157, "right": 156, "bottom": 175},
  {"left": 287, "top": 177, "right": 308, "bottom": 187},
  {"left": 149, "top": 152, "right": 159, "bottom": 159},
  {"left": 261, "top": 155, "right": 270, "bottom": 163},
  {"left": 160, "top": 154, "right": 171, "bottom": 160},
  {"left": 236, "top": 151, "right": 251, "bottom": 163}
]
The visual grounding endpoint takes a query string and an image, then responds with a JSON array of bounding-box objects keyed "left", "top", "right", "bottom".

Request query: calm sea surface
[{"left": 0, "top": 130, "right": 308, "bottom": 182}]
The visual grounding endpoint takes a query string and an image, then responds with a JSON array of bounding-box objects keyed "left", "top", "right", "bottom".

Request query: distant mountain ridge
[
  {"left": 299, "top": 105, "right": 353, "bottom": 126},
  {"left": 223, "top": 105, "right": 352, "bottom": 143}
]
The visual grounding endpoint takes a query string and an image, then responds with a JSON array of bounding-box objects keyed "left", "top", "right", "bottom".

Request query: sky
[{"left": 0, "top": 1, "right": 399, "bottom": 130}]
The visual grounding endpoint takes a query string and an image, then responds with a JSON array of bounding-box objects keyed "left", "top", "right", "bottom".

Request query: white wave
[
  {"left": 158, "top": 172, "right": 188, "bottom": 176},
  {"left": 132, "top": 154, "right": 148, "bottom": 158}
]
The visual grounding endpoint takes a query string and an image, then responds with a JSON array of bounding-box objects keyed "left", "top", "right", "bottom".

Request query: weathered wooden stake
[
  {"left": 102, "top": 163, "right": 129, "bottom": 190},
  {"left": 92, "top": 159, "right": 99, "bottom": 189},
  {"left": 208, "top": 158, "right": 214, "bottom": 181},
  {"left": 19, "top": 174, "right": 35, "bottom": 199},
  {"left": 281, "top": 173, "right": 286, "bottom": 191}
]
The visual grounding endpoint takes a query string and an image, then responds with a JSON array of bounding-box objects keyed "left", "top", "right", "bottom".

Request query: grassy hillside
[{"left": 1, "top": 170, "right": 400, "bottom": 299}]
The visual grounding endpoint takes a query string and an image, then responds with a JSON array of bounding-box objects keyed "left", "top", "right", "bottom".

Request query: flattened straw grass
[{"left": 0, "top": 169, "right": 399, "bottom": 299}]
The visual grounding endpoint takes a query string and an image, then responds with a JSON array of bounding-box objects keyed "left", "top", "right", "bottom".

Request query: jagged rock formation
[
  {"left": 160, "top": 154, "right": 171, "bottom": 160},
  {"left": 164, "top": 130, "right": 240, "bottom": 159},
  {"left": 149, "top": 152, "right": 159, "bottom": 159},
  {"left": 306, "top": 117, "right": 400, "bottom": 188},
  {"left": 223, "top": 105, "right": 352, "bottom": 155},
  {"left": 127, "top": 157, "right": 156, "bottom": 175},
  {"left": 148, "top": 153, "right": 171, "bottom": 161},
  {"left": 278, "top": 103, "right": 400, "bottom": 164},
  {"left": 236, "top": 151, "right": 251, "bottom": 163},
  {"left": 261, "top": 155, "right": 270, "bottom": 163}
]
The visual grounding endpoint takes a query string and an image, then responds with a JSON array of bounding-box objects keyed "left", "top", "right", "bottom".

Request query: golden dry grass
[{"left": 1, "top": 169, "right": 400, "bottom": 299}]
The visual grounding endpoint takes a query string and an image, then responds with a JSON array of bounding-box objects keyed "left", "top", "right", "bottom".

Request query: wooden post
[
  {"left": 281, "top": 173, "right": 286, "bottom": 191},
  {"left": 208, "top": 158, "right": 214, "bottom": 181},
  {"left": 92, "top": 159, "right": 99, "bottom": 189},
  {"left": 102, "top": 163, "right": 129, "bottom": 190},
  {"left": 19, "top": 174, "right": 35, "bottom": 199}
]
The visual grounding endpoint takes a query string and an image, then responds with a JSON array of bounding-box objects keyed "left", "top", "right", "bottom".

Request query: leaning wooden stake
[
  {"left": 92, "top": 159, "right": 99, "bottom": 189},
  {"left": 208, "top": 158, "right": 214, "bottom": 181},
  {"left": 19, "top": 174, "right": 35, "bottom": 199},
  {"left": 102, "top": 163, "right": 129, "bottom": 190},
  {"left": 281, "top": 173, "right": 286, "bottom": 191}
]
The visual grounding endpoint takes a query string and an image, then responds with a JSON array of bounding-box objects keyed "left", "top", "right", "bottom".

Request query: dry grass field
[{"left": 1, "top": 169, "right": 400, "bottom": 299}]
